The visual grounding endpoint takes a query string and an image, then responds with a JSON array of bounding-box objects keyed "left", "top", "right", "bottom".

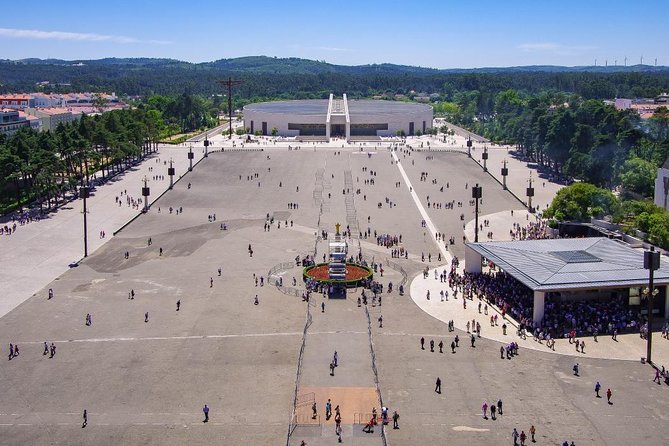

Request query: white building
[
  {"left": 614, "top": 98, "right": 632, "bottom": 110},
  {"left": 243, "top": 94, "right": 433, "bottom": 141},
  {"left": 654, "top": 157, "right": 669, "bottom": 211}
]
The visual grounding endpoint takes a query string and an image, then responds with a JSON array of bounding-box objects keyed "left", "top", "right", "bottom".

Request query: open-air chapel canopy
[{"left": 464, "top": 237, "right": 669, "bottom": 324}]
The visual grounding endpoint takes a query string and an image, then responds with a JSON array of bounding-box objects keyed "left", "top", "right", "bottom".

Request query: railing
[
  {"left": 286, "top": 287, "right": 313, "bottom": 445},
  {"left": 365, "top": 305, "right": 388, "bottom": 446},
  {"left": 384, "top": 258, "right": 408, "bottom": 288},
  {"left": 296, "top": 392, "right": 315, "bottom": 407}
]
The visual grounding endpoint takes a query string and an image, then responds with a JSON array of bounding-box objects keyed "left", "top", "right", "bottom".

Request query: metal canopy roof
[{"left": 466, "top": 238, "right": 669, "bottom": 292}]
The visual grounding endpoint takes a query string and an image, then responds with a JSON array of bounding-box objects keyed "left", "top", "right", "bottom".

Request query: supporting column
[
  {"left": 464, "top": 245, "right": 482, "bottom": 274},
  {"left": 664, "top": 286, "right": 669, "bottom": 319},
  {"left": 533, "top": 290, "right": 545, "bottom": 325},
  {"left": 343, "top": 93, "right": 350, "bottom": 143},
  {"left": 326, "top": 93, "right": 333, "bottom": 142}
]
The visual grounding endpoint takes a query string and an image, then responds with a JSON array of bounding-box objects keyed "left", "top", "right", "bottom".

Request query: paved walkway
[
  {"left": 394, "top": 128, "right": 669, "bottom": 365},
  {"left": 0, "top": 143, "right": 205, "bottom": 318},
  {"left": 290, "top": 236, "right": 383, "bottom": 445}
]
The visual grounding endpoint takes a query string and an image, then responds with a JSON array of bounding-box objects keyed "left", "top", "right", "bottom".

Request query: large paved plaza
[{"left": 1, "top": 133, "right": 669, "bottom": 445}]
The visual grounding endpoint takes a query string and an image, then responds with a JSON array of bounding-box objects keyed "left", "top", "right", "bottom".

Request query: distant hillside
[{"left": 1, "top": 56, "right": 668, "bottom": 98}]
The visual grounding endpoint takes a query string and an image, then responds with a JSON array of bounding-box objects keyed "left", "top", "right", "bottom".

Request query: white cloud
[
  {"left": 518, "top": 42, "right": 596, "bottom": 56},
  {"left": 518, "top": 43, "right": 560, "bottom": 51},
  {"left": 315, "top": 46, "right": 352, "bottom": 52},
  {"left": 0, "top": 27, "right": 171, "bottom": 45}
]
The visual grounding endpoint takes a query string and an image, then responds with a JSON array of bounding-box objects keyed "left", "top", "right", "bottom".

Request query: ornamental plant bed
[{"left": 304, "top": 263, "right": 373, "bottom": 285}]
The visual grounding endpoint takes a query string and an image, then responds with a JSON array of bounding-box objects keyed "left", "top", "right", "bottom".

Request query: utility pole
[
  {"left": 624, "top": 56, "right": 627, "bottom": 66},
  {"left": 216, "top": 77, "right": 243, "bottom": 139}
]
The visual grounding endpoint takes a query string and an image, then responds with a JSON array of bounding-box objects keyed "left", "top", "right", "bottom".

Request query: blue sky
[{"left": 0, "top": 0, "right": 666, "bottom": 68}]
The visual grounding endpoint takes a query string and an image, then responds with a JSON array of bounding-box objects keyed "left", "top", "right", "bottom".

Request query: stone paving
[{"left": 0, "top": 131, "right": 668, "bottom": 445}]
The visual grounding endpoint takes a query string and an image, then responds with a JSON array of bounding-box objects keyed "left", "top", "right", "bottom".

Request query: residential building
[
  {"left": 27, "top": 107, "right": 81, "bottom": 132},
  {"left": 0, "top": 95, "right": 34, "bottom": 110},
  {"left": 0, "top": 109, "right": 32, "bottom": 135}
]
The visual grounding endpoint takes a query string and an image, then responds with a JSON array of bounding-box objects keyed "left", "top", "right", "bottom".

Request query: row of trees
[
  {"left": 450, "top": 89, "right": 669, "bottom": 196},
  {"left": 544, "top": 183, "right": 669, "bottom": 249},
  {"left": 0, "top": 109, "right": 161, "bottom": 213},
  {"left": 4, "top": 59, "right": 669, "bottom": 100}
]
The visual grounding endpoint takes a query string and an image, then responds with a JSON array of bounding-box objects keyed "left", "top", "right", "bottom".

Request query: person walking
[
  {"left": 438, "top": 340, "right": 443, "bottom": 353},
  {"left": 312, "top": 402, "right": 317, "bottom": 419},
  {"left": 326, "top": 399, "right": 332, "bottom": 419},
  {"left": 43, "top": 341, "right": 49, "bottom": 355},
  {"left": 497, "top": 399, "right": 503, "bottom": 415},
  {"left": 470, "top": 334, "right": 476, "bottom": 348},
  {"left": 530, "top": 424, "right": 536, "bottom": 442},
  {"left": 321, "top": 302, "right": 325, "bottom": 313},
  {"left": 8, "top": 343, "right": 13, "bottom": 360},
  {"left": 490, "top": 403, "right": 496, "bottom": 420},
  {"left": 512, "top": 428, "right": 519, "bottom": 446},
  {"left": 482, "top": 401, "right": 488, "bottom": 419},
  {"left": 333, "top": 351, "right": 338, "bottom": 367},
  {"left": 203, "top": 404, "right": 209, "bottom": 422},
  {"left": 654, "top": 368, "right": 662, "bottom": 384},
  {"left": 144, "top": 312, "right": 149, "bottom": 323},
  {"left": 573, "top": 363, "right": 579, "bottom": 376},
  {"left": 606, "top": 388, "right": 612, "bottom": 404},
  {"left": 392, "top": 410, "right": 400, "bottom": 429},
  {"left": 451, "top": 340, "right": 456, "bottom": 353},
  {"left": 595, "top": 381, "right": 601, "bottom": 398},
  {"left": 435, "top": 377, "right": 441, "bottom": 394},
  {"left": 430, "top": 339, "right": 434, "bottom": 352},
  {"left": 330, "top": 361, "right": 335, "bottom": 376},
  {"left": 520, "top": 430, "right": 527, "bottom": 446},
  {"left": 420, "top": 337, "right": 425, "bottom": 350},
  {"left": 82, "top": 409, "right": 88, "bottom": 428},
  {"left": 455, "top": 335, "right": 459, "bottom": 347}
]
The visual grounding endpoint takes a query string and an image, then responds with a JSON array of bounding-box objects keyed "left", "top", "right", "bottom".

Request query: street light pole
[
  {"left": 168, "top": 158, "right": 175, "bottom": 190},
  {"left": 472, "top": 184, "right": 482, "bottom": 243},
  {"left": 141, "top": 176, "right": 150, "bottom": 213},
  {"left": 80, "top": 185, "right": 90, "bottom": 258},
  {"left": 527, "top": 174, "right": 535, "bottom": 213},
  {"left": 482, "top": 145, "right": 488, "bottom": 172},
  {"left": 467, "top": 138, "right": 472, "bottom": 158},
  {"left": 644, "top": 246, "right": 661, "bottom": 363},
  {"left": 501, "top": 159, "right": 509, "bottom": 190}
]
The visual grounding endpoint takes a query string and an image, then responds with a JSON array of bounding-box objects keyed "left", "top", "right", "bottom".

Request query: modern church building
[{"left": 243, "top": 94, "right": 433, "bottom": 141}]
